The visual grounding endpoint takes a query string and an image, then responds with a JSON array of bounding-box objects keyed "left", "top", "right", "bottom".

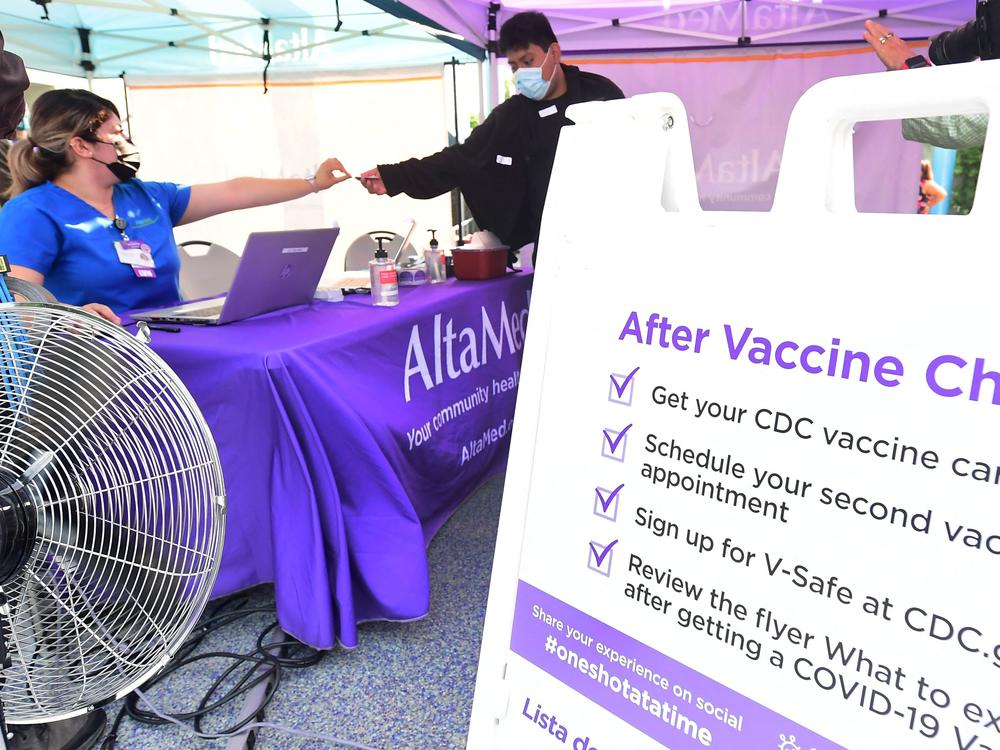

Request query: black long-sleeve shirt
[{"left": 379, "top": 64, "right": 624, "bottom": 252}]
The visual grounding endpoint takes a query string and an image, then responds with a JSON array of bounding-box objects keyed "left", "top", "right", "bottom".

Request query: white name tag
[
  {"left": 496, "top": 155, "right": 513, "bottom": 166},
  {"left": 538, "top": 105, "right": 558, "bottom": 118},
  {"left": 114, "top": 240, "right": 155, "bottom": 268}
]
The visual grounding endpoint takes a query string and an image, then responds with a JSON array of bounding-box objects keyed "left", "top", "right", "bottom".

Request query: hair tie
[{"left": 27, "top": 137, "right": 40, "bottom": 154}]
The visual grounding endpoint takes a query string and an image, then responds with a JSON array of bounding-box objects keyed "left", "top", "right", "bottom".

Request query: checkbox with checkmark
[
  {"left": 608, "top": 366, "right": 640, "bottom": 406},
  {"left": 601, "top": 423, "right": 632, "bottom": 462},
  {"left": 588, "top": 539, "right": 618, "bottom": 576},
  {"left": 594, "top": 483, "right": 624, "bottom": 522}
]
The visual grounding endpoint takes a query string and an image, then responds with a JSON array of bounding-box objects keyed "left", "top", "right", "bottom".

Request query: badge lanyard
[{"left": 112, "top": 215, "right": 157, "bottom": 279}]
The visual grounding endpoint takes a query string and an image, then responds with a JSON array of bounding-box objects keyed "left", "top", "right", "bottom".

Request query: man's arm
[
  {"left": 360, "top": 110, "right": 502, "bottom": 198},
  {"left": 902, "top": 113, "right": 988, "bottom": 150}
]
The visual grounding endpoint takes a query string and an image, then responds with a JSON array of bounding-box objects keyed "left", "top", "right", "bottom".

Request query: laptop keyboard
[{"left": 171, "top": 303, "right": 224, "bottom": 319}]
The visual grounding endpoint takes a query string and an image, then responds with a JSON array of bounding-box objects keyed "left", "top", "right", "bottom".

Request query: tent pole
[
  {"left": 451, "top": 60, "right": 460, "bottom": 144},
  {"left": 453, "top": 60, "right": 469, "bottom": 236},
  {"left": 76, "top": 27, "right": 96, "bottom": 91},
  {"left": 477, "top": 60, "right": 485, "bottom": 123},
  {"left": 486, "top": 56, "right": 498, "bottom": 111},
  {"left": 487, "top": 2, "right": 500, "bottom": 111},
  {"left": 445, "top": 59, "right": 469, "bottom": 239},
  {"left": 485, "top": 50, "right": 499, "bottom": 112},
  {"left": 119, "top": 72, "right": 131, "bottom": 139}
]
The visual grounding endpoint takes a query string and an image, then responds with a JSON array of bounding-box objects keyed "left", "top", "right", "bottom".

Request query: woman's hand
[
  {"left": 81, "top": 303, "right": 121, "bottom": 324},
  {"left": 863, "top": 20, "right": 917, "bottom": 70},
  {"left": 312, "top": 158, "right": 353, "bottom": 191}
]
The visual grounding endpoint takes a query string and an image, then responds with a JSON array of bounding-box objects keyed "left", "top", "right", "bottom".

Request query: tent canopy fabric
[
  {"left": 1, "top": 0, "right": 970, "bottom": 81},
  {"left": 398, "top": 0, "right": 970, "bottom": 52},
  {"left": 0, "top": 0, "right": 480, "bottom": 79}
]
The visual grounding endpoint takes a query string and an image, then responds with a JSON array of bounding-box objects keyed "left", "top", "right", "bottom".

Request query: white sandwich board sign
[{"left": 468, "top": 62, "right": 1000, "bottom": 750}]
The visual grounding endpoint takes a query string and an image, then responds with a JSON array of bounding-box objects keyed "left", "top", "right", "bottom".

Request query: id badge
[{"left": 114, "top": 239, "right": 157, "bottom": 278}]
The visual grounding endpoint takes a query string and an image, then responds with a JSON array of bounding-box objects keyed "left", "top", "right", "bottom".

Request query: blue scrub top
[{"left": 0, "top": 179, "right": 192, "bottom": 313}]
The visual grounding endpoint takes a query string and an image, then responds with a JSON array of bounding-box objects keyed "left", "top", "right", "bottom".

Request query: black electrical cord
[
  {"left": 257, "top": 621, "right": 324, "bottom": 668},
  {"left": 101, "top": 594, "right": 324, "bottom": 749}
]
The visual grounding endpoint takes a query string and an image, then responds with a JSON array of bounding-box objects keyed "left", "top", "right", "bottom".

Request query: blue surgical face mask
[{"left": 514, "top": 47, "right": 554, "bottom": 101}]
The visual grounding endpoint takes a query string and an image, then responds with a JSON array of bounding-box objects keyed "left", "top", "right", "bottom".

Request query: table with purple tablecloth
[{"left": 142, "top": 272, "right": 533, "bottom": 649}]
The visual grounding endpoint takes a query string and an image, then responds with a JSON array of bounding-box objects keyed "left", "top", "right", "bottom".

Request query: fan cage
[{"left": 0, "top": 303, "right": 226, "bottom": 724}]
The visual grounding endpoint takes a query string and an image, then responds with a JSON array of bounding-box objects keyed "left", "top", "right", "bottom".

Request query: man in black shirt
[{"left": 358, "top": 12, "right": 624, "bottom": 263}]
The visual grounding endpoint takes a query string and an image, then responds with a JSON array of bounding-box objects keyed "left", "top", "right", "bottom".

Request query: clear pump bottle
[
  {"left": 425, "top": 229, "right": 446, "bottom": 284},
  {"left": 370, "top": 236, "right": 399, "bottom": 307}
]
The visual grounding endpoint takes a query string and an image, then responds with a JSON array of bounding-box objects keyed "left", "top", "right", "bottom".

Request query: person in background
[
  {"left": 0, "top": 28, "right": 26, "bottom": 208},
  {"left": 863, "top": 19, "right": 988, "bottom": 149},
  {"left": 0, "top": 89, "right": 351, "bottom": 322},
  {"left": 917, "top": 159, "right": 947, "bottom": 213},
  {"left": 357, "top": 11, "right": 624, "bottom": 265},
  {"left": 0, "top": 30, "right": 27, "bottom": 142},
  {"left": 0, "top": 138, "right": 12, "bottom": 202}
]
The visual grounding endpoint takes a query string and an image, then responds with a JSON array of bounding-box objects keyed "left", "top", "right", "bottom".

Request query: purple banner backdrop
[
  {"left": 139, "top": 273, "right": 532, "bottom": 649},
  {"left": 569, "top": 45, "right": 923, "bottom": 213},
  {"left": 511, "top": 581, "right": 844, "bottom": 750}
]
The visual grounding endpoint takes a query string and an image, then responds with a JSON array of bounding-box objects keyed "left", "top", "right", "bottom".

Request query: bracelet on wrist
[{"left": 903, "top": 54, "right": 931, "bottom": 69}]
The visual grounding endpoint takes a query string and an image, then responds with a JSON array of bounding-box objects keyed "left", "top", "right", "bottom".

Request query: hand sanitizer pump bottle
[
  {"left": 369, "top": 236, "right": 399, "bottom": 307},
  {"left": 425, "top": 229, "right": 446, "bottom": 284}
]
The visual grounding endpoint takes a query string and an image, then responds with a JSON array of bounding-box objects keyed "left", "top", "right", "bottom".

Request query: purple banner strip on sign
[{"left": 510, "top": 580, "right": 845, "bottom": 750}]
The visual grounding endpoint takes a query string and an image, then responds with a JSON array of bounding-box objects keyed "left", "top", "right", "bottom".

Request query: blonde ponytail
[{"left": 5, "top": 137, "right": 67, "bottom": 199}]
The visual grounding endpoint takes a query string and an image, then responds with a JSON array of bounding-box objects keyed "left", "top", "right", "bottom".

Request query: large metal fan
[{"left": 0, "top": 281, "right": 226, "bottom": 737}]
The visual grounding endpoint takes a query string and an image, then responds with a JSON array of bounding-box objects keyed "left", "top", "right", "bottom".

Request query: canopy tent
[
  {"left": 4, "top": 0, "right": 968, "bottom": 82},
  {"left": 394, "top": 0, "right": 968, "bottom": 52},
  {"left": 0, "top": 0, "right": 970, "bottom": 218},
  {"left": 0, "top": 0, "right": 481, "bottom": 80}
]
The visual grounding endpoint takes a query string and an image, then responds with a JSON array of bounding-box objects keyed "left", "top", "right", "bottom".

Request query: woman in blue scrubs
[{"left": 0, "top": 89, "right": 351, "bottom": 322}]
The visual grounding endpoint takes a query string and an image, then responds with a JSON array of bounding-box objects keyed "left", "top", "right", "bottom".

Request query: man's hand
[
  {"left": 313, "top": 157, "right": 352, "bottom": 191},
  {"left": 357, "top": 167, "right": 387, "bottom": 196},
  {"left": 864, "top": 20, "right": 918, "bottom": 70},
  {"left": 81, "top": 303, "right": 121, "bottom": 324}
]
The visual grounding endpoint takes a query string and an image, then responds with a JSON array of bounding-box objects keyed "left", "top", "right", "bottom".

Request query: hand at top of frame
[{"left": 864, "top": 20, "right": 920, "bottom": 70}]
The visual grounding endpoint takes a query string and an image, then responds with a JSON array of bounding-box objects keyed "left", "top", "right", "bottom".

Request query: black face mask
[{"left": 89, "top": 135, "right": 140, "bottom": 182}]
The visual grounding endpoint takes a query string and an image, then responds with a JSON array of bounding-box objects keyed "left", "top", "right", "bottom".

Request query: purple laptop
[{"left": 135, "top": 227, "right": 339, "bottom": 325}]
